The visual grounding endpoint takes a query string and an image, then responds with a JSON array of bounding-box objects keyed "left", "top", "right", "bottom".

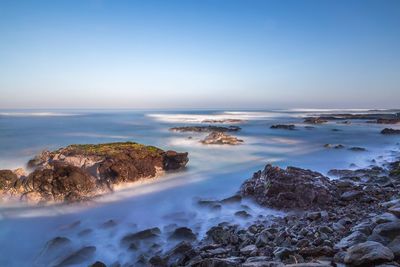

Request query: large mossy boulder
[{"left": 3, "top": 142, "right": 189, "bottom": 203}]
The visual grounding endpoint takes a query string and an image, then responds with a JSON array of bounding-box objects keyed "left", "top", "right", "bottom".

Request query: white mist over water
[{"left": 0, "top": 109, "right": 399, "bottom": 266}]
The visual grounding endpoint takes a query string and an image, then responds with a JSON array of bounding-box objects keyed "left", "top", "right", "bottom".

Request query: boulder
[
  {"left": 2, "top": 142, "right": 189, "bottom": 203},
  {"left": 201, "top": 132, "right": 243, "bottom": 145},
  {"left": 240, "top": 165, "right": 337, "bottom": 209},
  {"left": 23, "top": 163, "right": 99, "bottom": 202},
  {"left": 168, "top": 227, "right": 196, "bottom": 241},
  {"left": 344, "top": 241, "right": 394, "bottom": 266}
]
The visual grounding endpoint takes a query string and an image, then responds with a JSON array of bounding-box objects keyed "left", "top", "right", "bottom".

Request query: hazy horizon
[{"left": 1, "top": 0, "right": 399, "bottom": 109}]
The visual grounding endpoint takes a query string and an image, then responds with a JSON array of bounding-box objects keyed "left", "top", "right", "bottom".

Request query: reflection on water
[{"left": 0, "top": 109, "right": 399, "bottom": 266}]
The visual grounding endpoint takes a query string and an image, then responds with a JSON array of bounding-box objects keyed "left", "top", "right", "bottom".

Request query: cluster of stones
[{"left": 114, "top": 160, "right": 400, "bottom": 266}]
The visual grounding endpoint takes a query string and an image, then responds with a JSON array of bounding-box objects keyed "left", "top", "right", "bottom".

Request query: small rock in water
[
  {"left": 349, "top": 146, "right": 367, "bottom": 152},
  {"left": 100, "top": 219, "right": 117, "bottom": 228},
  {"left": 235, "top": 210, "right": 251, "bottom": 218},
  {"left": 89, "top": 261, "right": 106, "bottom": 267},
  {"left": 121, "top": 227, "right": 161, "bottom": 244},
  {"left": 168, "top": 227, "right": 196, "bottom": 241},
  {"left": 270, "top": 124, "right": 295, "bottom": 130},
  {"left": 201, "top": 131, "right": 243, "bottom": 145}
]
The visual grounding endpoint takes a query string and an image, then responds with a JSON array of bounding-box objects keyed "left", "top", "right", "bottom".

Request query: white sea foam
[
  {"left": 0, "top": 112, "right": 80, "bottom": 117},
  {"left": 147, "top": 111, "right": 288, "bottom": 123}
]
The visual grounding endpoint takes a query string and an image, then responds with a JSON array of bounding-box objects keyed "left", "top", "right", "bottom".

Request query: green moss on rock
[{"left": 61, "top": 142, "right": 162, "bottom": 157}]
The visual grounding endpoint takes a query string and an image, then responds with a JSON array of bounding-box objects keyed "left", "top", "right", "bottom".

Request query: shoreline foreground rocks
[
  {"left": 133, "top": 158, "right": 400, "bottom": 266},
  {"left": 0, "top": 142, "right": 189, "bottom": 203}
]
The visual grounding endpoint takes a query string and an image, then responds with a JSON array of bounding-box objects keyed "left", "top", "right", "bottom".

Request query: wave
[{"left": 147, "top": 111, "right": 285, "bottom": 123}]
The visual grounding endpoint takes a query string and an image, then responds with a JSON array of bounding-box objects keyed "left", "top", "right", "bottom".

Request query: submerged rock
[
  {"left": 381, "top": 128, "right": 400, "bottom": 135},
  {"left": 121, "top": 227, "right": 161, "bottom": 244},
  {"left": 201, "top": 132, "right": 243, "bottom": 145},
  {"left": 240, "top": 164, "right": 337, "bottom": 209},
  {"left": 303, "top": 117, "right": 328, "bottom": 124},
  {"left": 54, "top": 246, "right": 96, "bottom": 267},
  {"left": 168, "top": 227, "right": 197, "bottom": 241},
  {"left": 270, "top": 124, "right": 295, "bottom": 130}
]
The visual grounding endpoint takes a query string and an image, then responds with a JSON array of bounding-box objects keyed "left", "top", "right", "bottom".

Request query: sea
[{"left": 0, "top": 109, "right": 399, "bottom": 266}]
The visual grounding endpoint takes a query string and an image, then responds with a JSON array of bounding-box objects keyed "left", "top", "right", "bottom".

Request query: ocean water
[{"left": 0, "top": 109, "right": 399, "bottom": 266}]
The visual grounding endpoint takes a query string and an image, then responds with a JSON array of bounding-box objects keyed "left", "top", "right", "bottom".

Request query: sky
[{"left": 0, "top": 0, "right": 399, "bottom": 109}]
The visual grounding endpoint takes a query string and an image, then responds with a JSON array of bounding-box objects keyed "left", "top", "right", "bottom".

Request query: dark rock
[
  {"left": 24, "top": 163, "right": 99, "bottom": 202},
  {"left": 377, "top": 118, "right": 400, "bottom": 124},
  {"left": 369, "top": 222, "right": 400, "bottom": 244},
  {"left": 340, "top": 190, "right": 364, "bottom": 201},
  {"left": 189, "top": 257, "right": 241, "bottom": 267},
  {"left": 243, "top": 260, "right": 284, "bottom": 267},
  {"left": 202, "top": 119, "right": 244, "bottom": 124},
  {"left": 0, "top": 170, "right": 18, "bottom": 190},
  {"left": 344, "top": 241, "right": 394, "bottom": 266},
  {"left": 335, "top": 231, "right": 368, "bottom": 249},
  {"left": 54, "top": 246, "right": 96, "bottom": 267},
  {"left": 273, "top": 247, "right": 296, "bottom": 260},
  {"left": 221, "top": 195, "right": 242, "bottom": 204},
  {"left": 349, "top": 147, "right": 367, "bottom": 152},
  {"left": 4, "top": 142, "right": 189, "bottom": 203},
  {"left": 381, "top": 128, "right": 400, "bottom": 135},
  {"left": 235, "top": 210, "right": 251, "bottom": 218},
  {"left": 240, "top": 244, "right": 257, "bottom": 255},
  {"left": 201, "top": 132, "right": 243, "bottom": 145},
  {"left": 90, "top": 261, "right": 107, "bottom": 267},
  {"left": 163, "top": 241, "right": 196, "bottom": 266},
  {"left": 121, "top": 227, "right": 161, "bottom": 244},
  {"left": 304, "top": 117, "right": 328, "bottom": 124},
  {"left": 168, "top": 227, "right": 196, "bottom": 241},
  {"left": 101, "top": 219, "right": 117, "bottom": 228},
  {"left": 270, "top": 124, "right": 295, "bottom": 130},
  {"left": 388, "top": 204, "right": 400, "bottom": 217},
  {"left": 387, "top": 236, "right": 400, "bottom": 259},
  {"left": 240, "top": 165, "right": 337, "bottom": 209},
  {"left": 206, "top": 225, "right": 239, "bottom": 245}
]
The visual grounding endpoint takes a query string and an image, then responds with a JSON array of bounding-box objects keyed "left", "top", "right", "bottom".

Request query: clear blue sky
[{"left": 0, "top": 0, "right": 399, "bottom": 109}]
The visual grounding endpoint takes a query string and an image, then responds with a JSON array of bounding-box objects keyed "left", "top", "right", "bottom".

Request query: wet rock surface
[
  {"left": 201, "top": 132, "right": 244, "bottom": 145},
  {"left": 136, "top": 155, "right": 400, "bottom": 266},
  {"left": 240, "top": 165, "right": 337, "bottom": 209},
  {"left": 270, "top": 125, "right": 296, "bottom": 130},
  {"left": 0, "top": 142, "right": 189, "bottom": 203},
  {"left": 382, "top": 128, "right": 400, "bottom": 135},
  {"left": 303, "top": 112, "right": 400, "bottom": 124}
]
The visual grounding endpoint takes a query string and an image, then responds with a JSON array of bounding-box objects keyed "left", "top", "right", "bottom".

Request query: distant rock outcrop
[{"left": 201, "top": 132, "right": 243, "bottom": 145}]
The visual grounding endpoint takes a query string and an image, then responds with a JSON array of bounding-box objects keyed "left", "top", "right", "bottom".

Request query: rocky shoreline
[
  {"left": 0, "top": 142, "right": 189, "bottom": 203},
  {"left": 133, "top": 158, "right": 400, "bottom": 267}
]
